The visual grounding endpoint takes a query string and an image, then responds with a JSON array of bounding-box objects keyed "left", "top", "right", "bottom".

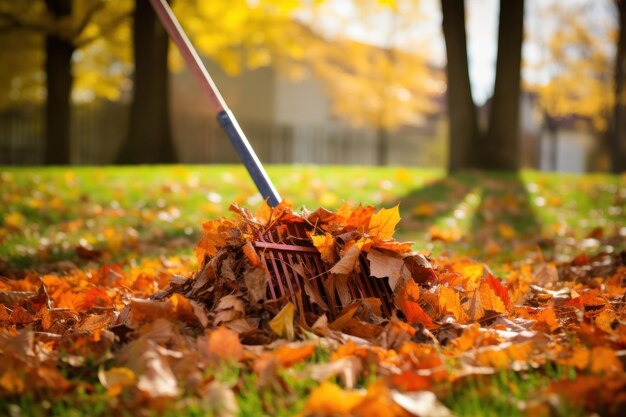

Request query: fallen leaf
[
  {"left": 311, "top": 232, "right": 336, "bottom": 264},
  {"left": 207, "top": 325, "right": 244, "bottom": 362},
  {"left": 330, "top": 244, "right": 361, "bottom": 275},
  {"left": 269, "top": 302, "right": 295, "bottom": 340},
  {"left": 369, "top": 205, "right": 401, "bottom": 240}
]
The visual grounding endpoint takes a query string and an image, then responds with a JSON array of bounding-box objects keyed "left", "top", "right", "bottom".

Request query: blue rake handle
[{"left": 149, "top": 0, "right": 282, "bottom": 207}]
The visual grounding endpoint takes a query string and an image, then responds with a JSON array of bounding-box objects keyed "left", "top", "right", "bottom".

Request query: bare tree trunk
[
  {"left": 44, "top": 0, "right": 74, "bottom": 165},
  {"left": 484, "top": 0, "right": 524, "bottom": 171},
  {"left": 612, "top": 0, "right": 626, "bottom": 173},
  {"left": 117, "top": 0, "right": 176, "bottom": 163},
  {"left": 441, "top": 0, "right": 479, "bottom": 171}
]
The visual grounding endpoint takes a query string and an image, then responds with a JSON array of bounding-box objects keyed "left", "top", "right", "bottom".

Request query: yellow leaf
[
  {"left": 369, "top": 205, "right": 400, "bottom": 240},
  {"left": 311, "top": 232, "right": 335, "bottom": 264},
  {"left": 269, "top": 302, "right": 295, "bottom": 339}
]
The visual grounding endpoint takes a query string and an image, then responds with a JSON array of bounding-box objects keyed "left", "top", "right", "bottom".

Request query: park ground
[{"left": 0, "top": 165, "right": 625, "bottom": 417}]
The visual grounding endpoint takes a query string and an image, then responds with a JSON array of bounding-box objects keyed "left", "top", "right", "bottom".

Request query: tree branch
[
  {"left": 75, "top": 10, "right": 132, "bottom": 48},
  {"left": 71, "top": 0, "right": 105, "bottom": 39},
  {"left": 0, "top": 10, "right": 49, "bottom": 33}
]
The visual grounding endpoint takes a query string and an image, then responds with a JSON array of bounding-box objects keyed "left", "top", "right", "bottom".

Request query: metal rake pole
[{"left": 149, "top": 0, "right": 282, "bottom": 207}]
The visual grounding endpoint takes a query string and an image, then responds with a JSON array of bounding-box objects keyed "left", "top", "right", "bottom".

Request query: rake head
[{"left": 252, "top": 222, "right": 395, "bottom": 320}]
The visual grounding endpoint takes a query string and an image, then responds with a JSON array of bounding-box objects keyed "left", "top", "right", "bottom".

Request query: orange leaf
[
  {"left": 485, "top": 275, "right": 511, "bottom": 309},
  {"left": 559, "top": 346, "right": 590, "bottom": 370},
  {"left": 399, "top": 299, "right": 437, "bottom": 329},
  {"left": 391, "top": 370, "right": 431, "bottom": 391},
  {"left": 590, "top": 346, "right": 623, "bottom": 375},
  {"left": 243, "top": 241, "right": 263, "bottom": 267},
  {"left": 195, "top": 218, "right": 237, "bottom": 264},
  {"left": 275, "top": 343, "right": 316, "bottom": 368},
  {"left": 533, "top": 307, "right": 560, "bottom": 333},
  {"left": 8, "top": 306, "right": 35, "bottom": 324},
  {"left": 368, "top": 205, "right": 400, "bottom": 240},
  {"left": 304, "top": 382, "right": 364, "bottom": 415},
  {"left": 207, "top": 325, "right": 244, "bottom": 362},
  {"left": 438, "top": 286, "right": 468, "bottom": 322},
  {"left": 478, "top": 282, "right": 507, "bottom": 314}
]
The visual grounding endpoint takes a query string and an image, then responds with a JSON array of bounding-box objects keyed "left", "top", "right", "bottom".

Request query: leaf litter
[{"left": 0, "top": 201, "right": 625, "bottom": 416}]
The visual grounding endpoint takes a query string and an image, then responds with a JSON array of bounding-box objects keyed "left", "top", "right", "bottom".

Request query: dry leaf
[{"left": 269, "top": 302, "right": 295, "bottom": 340}]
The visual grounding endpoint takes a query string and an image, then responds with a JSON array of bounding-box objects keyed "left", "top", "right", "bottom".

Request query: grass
[{"left": 1, "top": 165, "right": 624, "bottom": 272}]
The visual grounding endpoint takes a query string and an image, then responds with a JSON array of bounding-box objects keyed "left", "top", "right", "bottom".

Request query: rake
[{"left": 149, "top": 0, "right": 395, "bottom": 318}]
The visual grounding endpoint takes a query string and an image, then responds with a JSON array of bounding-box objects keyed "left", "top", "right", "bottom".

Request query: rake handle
[{"left": 149, "top": 0, "right": 282, "bottom": 207}]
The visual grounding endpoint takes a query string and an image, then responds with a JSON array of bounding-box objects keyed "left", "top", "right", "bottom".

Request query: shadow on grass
[{"left": 393, "top": 171, "right": 540, "bottom": 257}]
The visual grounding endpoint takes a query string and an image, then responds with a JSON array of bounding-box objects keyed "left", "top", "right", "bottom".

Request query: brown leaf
[
  {"left": 330, "top": 244, "right": 361, "bottom": 275},
  {"left": 368, "top": 249, "right": 406, "bottom": 290},
  {"left": 243, "top": 266, "right": 268, "bottom": 303},
  {"left": 136, "top": 345, "right": 180, "bottom": 397}
]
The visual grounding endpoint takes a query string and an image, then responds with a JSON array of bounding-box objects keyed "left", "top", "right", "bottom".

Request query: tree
[
  {"left": 484, "top": 0, "right": 524, "bottom": 170},
  {"left": 0, "top": 0, "right": 132, "bottom": 164},
  {"left": 301, "top": 0, "right": 438, "bottom": 166},
  {"left": 116, "top": 0, "right": 175, "bottom": 164},
  {"left": 441, "top": 0, "right": 479, "bottom": 171},
  {"left": 612, "top": 0, "right": 626, "bottom": 173},
  {"left": 527, "top": 1, "right": 614, "bottom": 170},
  {"left": 440, "top": 0, "right": 525, "bottom": 172}
]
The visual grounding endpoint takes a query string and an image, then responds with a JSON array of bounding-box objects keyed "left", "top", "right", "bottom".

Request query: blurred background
[{"left": 0, "top": 0, "right": 624, "bottom": 173}]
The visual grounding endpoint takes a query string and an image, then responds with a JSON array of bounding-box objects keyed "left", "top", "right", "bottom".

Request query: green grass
[{"left": 1, "top": 165, "right": 624, "bottom": 272}]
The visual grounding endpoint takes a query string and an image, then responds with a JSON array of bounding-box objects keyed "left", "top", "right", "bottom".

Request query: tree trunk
[
  {"left": 376, "top": 127, "right": 389, "bottom": 166},
  {"left": 117, "top": 0, "right": 176, "bottom": 164},
  {"left": 441, "top": 0, "right": 479, "bottom": 172},
  {"left": 547, "top": 126, "right": 558, "bottom": 171},
  {"left": 44, "top": 0, "right": 74, "bottom": 165},
  {"left": 612, "top": 0, "right": 626, "bottom": 173},
  {"left": 484, "top": 0, "right": 524, "bottom": 171}
]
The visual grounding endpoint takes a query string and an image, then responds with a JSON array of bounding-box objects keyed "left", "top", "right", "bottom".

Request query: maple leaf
[
  {"left": 368, "top": 205, "right": 401, "bottom": 240},
  {"left": 195, "top": 218, "right": 238, "bottom": 264},
  {"left": 399, "top": 299, "right": 437, "bottom": 329},
  {"left": 269, "top": 302, "right": 295, "bottom": 339}
]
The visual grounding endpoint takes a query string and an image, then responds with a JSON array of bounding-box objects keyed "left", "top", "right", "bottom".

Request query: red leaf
[{"left": 486, "top": 274, "right": 511, "bottom": 310}]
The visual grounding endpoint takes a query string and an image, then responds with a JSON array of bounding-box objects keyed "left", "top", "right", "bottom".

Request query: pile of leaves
[{"left": 0, "top": 202, "right": 625, "bottom": 416}]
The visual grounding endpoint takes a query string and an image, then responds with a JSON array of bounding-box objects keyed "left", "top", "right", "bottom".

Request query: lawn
[{"left": 0, "top": 165, "right": 625, "bottom": 416}]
